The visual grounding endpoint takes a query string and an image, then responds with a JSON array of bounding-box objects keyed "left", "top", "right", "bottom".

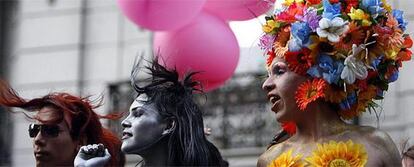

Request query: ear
[{"left": 162, "top": 119, "right": 176, "bottom": 136}]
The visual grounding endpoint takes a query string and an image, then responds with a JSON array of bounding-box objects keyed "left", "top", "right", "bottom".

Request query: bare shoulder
[
  {"left": 353, "top": 125, "right": 401, "bottom": 166},
  {"left": 257, "top": 142, "right": 290, "bottom": 167},
  {"left": 355, "top": 126, "right": 396, "bottom": 147}
]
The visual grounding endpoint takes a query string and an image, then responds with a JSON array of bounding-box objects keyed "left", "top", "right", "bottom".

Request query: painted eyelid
[
  {"left": 132, "top": 108, "right": 145, "bottom": 117},
  {"left": 271, "top": 66, "right": 286, "bottom": 75}
]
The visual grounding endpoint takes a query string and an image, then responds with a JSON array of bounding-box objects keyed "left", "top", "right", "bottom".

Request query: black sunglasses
[{"left": 28, "top": 124, "right": 60, "bottom": 138}]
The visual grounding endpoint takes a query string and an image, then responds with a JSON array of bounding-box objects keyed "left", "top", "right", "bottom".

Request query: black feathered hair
[{"left": 130, "top": 56, "right": 227, "bottom": 166}]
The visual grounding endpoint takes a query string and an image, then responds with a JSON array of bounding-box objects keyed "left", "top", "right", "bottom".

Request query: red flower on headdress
[
  {"left": 344, "top": 0, "right": 359, "bottom": 12},
  {"left": 284, "top": 48, "right": 313, "bottom": 75},
  {"left": 329, "top": 0, "right": 339, "bottom": 3},
  {"left": 403, "top": 36, "right": 413, "bottom": 49},
  {"left": 281, "top": 122, "right": 297, "bottom": 135},
  {"left": 266, "top": 50, "right": 276, "bottom": 68},
  {"left": 396, "top": 36, "right": 412, "bottom": 62},
  {"left": 295, "top": 78, "right": 327, "bottom": 111},
  {"left": 374, "top": 24, "right": 403, "bottom": 50},
  {"left": 358, "top": 71, "right": 379, "bottom": 91},
  {"left": 398, "top": 49, "right": 412, "bottom": 62},
  {"left": 307, "top": 0, "right": 321, "bottom": 5},
  {"left": 276, "top": 3, "right": 304, "bottom": 23}
]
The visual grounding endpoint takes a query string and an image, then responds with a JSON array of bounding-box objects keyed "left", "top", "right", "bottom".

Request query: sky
[
  {"left": 229, "top": 16, "right": 265, "bottom": 48},
  {"left": 229, "top": 0, "right": 284, "bottom": 48}
]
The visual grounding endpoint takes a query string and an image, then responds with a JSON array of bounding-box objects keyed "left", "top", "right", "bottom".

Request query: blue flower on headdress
[
  {"left": 389, "top": 70, "right": 399, "bottom": 83},
  {"left": 376, "top": 89, "right": 384, "bottom": 98},
  {"left": 361, "top": 0, "right": 385, "bottom": 18},
  {"left": 387, "top": 66, "right": 399, "bottom": 83},
  {"left": 296, "top": 7, "right": 321, "bottom": 32},
  {"left": 392, "top": 9, "right": 408, "bottom": 31},
  {"left": 307, "top": 54, "right": 344, "bottom": 84},
  {"left": 322, "top": 0, "right": 341, "bottom": 20},
  {"left": 370, "top": 55, "right": 383, "bottom": 70},
  {"left": 288, "top": 22, "right": 311, "bottom": 52},
  {"left": 339, "top": 91, "right": 357, "bottom": 110}
]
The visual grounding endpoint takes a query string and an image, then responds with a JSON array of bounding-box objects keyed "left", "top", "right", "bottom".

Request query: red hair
[{"left": 0, "top": 81, "right": 125, "bottom": 166}]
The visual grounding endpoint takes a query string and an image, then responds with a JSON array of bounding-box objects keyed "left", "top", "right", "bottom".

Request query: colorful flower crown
[{"left": 259, "top": 0, "right": 413, "bottom": 119}]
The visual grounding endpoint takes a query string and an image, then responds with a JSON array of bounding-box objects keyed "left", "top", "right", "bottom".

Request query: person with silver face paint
[
  {"left": 75, "top": 57, "right": 228, "bottom": 167},
  {"left": 120, "top": 95, "right": 175, "bottom": 166}
]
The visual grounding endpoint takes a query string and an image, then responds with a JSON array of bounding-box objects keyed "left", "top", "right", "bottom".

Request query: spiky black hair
[{"left": 130, "top": 56, "right": 227, "bottom": 166}]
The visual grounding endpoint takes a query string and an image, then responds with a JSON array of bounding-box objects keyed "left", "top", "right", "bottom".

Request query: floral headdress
[{"left": 260, "top": 0, "right": 412, "bottom": 119}]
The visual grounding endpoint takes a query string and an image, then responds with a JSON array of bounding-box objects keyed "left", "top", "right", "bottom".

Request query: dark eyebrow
[
  {"left": 131, "top": 106, "right": 138, "bottom": 111},
  {"left": 273, "top": 61, "right": 287, "bottom": 68},
  {"left": 132, "top": 106, "right": 148, "bottom": 113}
]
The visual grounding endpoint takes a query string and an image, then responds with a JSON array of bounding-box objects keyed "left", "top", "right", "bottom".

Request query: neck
[
  {"left": 293, "top": 102, "right": 346, "bottom": 142},
  {"left": 140, "top": 138, "right": 169, "bottom": 166}
]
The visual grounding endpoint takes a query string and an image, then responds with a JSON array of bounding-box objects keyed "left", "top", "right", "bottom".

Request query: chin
[
  {"left": 121, "top": 143, "right": 145, "bottom": 155},
  {"left": 121, "top": 142, "right": 132, "bottom": 153},
  {"left": 36, "top": 161, "right": 52, "bottom": 167},
  {"left": 274, "top": 111, "right": 287, "bottom": 122}
]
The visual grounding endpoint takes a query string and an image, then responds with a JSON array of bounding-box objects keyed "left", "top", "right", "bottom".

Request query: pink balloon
[
  {"left": 202, "top": 80, "right": 227, "bottom": 92},
  {"left": 117, "top": 0, "right": 206, "bottom": 31},
  {"left": 153, "top": 12, "right": 240, "bottom": 92},
  {"left": 203, "top": 0, "right": 275, "bottom": 21}
]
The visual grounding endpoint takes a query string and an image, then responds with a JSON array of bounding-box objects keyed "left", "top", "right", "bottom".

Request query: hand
[{"left": 74, "top": 143, "right": 111, "bottom": 167}]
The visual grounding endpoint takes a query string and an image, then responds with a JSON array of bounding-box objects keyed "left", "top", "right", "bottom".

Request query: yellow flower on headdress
[
  {"left": 381, "top": 0, "right": 392, "bottom": 13},
  {"left": 385, "top": 49, "right": 399, "bottom": 60},
  {"left": 263, "top": 20, "right": 281, "bottom": 33},
  {"left": 268, "top": 149, "right": 306, "bottom": 167},
  {"left": 305, "top": 140, "right": 368, "bottom": 167},
  {"left": 348, "top": 8, "right": 372, "bottom": 27},
  {"left": 284, "top": 0, "right": 304, "bottom": 6}
]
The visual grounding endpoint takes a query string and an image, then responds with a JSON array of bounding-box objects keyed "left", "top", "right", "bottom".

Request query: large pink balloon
[
  {"left": 154, "top": 12, "right": 240, "bottom": 92},
  {"left": 117, "top": 0, "right": 206, "bottom": 31},
  {"left": 203, "top": 0, "right": 275, "bottom": 21}
]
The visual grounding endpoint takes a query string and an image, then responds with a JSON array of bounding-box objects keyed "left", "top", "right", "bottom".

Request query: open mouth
[
  {"left": 270, "top": 95, "right": 281, "bottom": 104},
  {"left": 269, "top": 95, "right": 281, "bottom": 112},
  {"left": 34, "top": 151, "right": 49, "bottom": 159},
  {"left": 122, "top": 132, "right": 132, "bottom": 140}
]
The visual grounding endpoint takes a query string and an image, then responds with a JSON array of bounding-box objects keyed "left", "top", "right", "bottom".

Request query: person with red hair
[{"left": 0, "top": 81, "right": 125, "bottom": 167}]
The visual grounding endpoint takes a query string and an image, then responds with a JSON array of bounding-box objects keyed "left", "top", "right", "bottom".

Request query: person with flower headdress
[{"left": 258, "top": 0, "right": 411, "bottom": 166}]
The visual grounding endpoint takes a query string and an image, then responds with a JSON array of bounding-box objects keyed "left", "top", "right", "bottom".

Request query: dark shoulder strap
[{"left": 267, "top": 130, "right": 290, "bottom": 150}]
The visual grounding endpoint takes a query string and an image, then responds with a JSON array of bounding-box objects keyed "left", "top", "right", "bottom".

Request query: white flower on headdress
[
  {"left": 340, "top": 44, "right": 369, "bottom": 84},
  {"left": 316, "top": 17, "right": 349, "bottom": 43}
]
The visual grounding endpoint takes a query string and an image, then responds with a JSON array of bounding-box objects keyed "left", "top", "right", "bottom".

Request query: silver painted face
[{"left": 120, "top": 97, "right": 167, "bottom": 154}]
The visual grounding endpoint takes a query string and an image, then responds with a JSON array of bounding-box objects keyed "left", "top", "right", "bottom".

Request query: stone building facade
[{"left": 2, "top": 0, "right": 414, "bottom": 166}]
